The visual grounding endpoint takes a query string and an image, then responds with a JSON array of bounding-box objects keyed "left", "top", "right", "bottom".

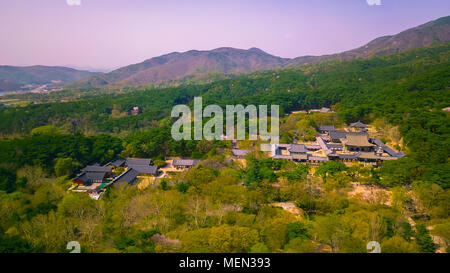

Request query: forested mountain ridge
[
  {"left": 69, "top": 47, "right": 288, "bottom": 88},
  {"left": 0, "top": 43, "right": 448, "bottom": 253},
  {"left": 2, "top": 16, "right": 447, "bottom": 93},
  {"left": 1, "top": 42, "right": 448, "bottom": 189},
  {"left": 1, "top": 42, "right": 448, "bottom": 136},
  {"left": 68, "top": 16, "right": 450, "bottom": 89},
  {"left": 0, "top": 66, "right": 99, "bottom": 92},
  {"left": 287, "top": 15, "right": 450, "bottom": 66},
  {"left": 0, "top": 41, "right": 449, "bottom": 255}
]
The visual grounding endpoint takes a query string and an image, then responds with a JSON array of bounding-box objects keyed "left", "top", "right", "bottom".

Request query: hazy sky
[{"left": 0, "top": 0, "right": 449, "bottom": 71}]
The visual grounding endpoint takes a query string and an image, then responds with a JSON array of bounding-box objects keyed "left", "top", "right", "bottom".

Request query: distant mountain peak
[
  {"left": 248, "top": 47, "right": 265, "bottom": 53},
  {"left": 65, "top": 15, "right": 450, "bottom": 89}
]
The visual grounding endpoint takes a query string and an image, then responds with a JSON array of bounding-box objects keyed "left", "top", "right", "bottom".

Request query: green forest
[{"left": 0, "top": 43, "right": 448, "bottom": 253}]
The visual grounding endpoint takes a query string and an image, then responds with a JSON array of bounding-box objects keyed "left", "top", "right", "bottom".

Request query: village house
[
  {"left": 271, "top": 143, "right": 318, "bottom": 163},
  {"left": 318, "top": 125, "right": 336, "bottom": 134},
  {"left": 81, "top": 165, "right": 113, "bottom": 175},
  {"left": 105, "top": 158, "right": 126, "bottom": 168},
  {"left": 125, "top": 158, "right": 158, "bottom": 176},
  {"left": 71, "top": 157, "right": 163, "bottom": 199},
  {"left": 270, "top": 125, "right": 406, "bottom": 166},
  {"left": 350, "top": 121, "right": 368, "bottom": 129},
  {"left": 72, "top": 165, "right": 112, "bottom": 200},
  {"left": 340, "top": 134, "right": 375, "bottom": 152},
  {"left": 173, "top": 159, "right": 200, "bottom": 170},
  {"left": 73, "top": 172, "right": 107, "bottom": 186},
  {"left": 126, "top": 158, "right": 152, "bottom": 167},
  {"left": 328, "top": 131, "right": 366, "bottom": 143},
  {"left": 73, "top": 165, "right": 112, "bottom": 186},
  {"left": 130, "top": 106, "right": 141, "bottom": 115},
  {"left": 350, "top": 121, "right": 369, "bottom": 132},
  {"left": 111, "top": 168, "right": 140, "bottom": 187},
  {"left": 288, "top": 144, "right": 308, "bottom": 162}
]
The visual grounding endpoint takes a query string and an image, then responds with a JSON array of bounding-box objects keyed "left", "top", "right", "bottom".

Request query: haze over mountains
[
  {"left": 1, "top": 16, "right": 449, "bottom": 92},
  {"left": 0, "top": 66, "right": 98, "bottom": 92}
]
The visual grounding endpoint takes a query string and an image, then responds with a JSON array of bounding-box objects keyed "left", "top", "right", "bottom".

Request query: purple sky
[{"left": 0, "top": 0, "right": 449, "bottom": 71}]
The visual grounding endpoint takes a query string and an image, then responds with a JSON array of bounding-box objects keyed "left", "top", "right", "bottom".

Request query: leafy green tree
[
  {"left": 0, "top": 167, "right": 16, "bottom": 193},
  {"left": 30, "top": 125, "right": 62, "bottom": 136},
  {"left": 382, "top": 236, "right": 419, "bottom": 253},
  {"left": 315, "top": 161, "right": 347, "bottom": 183},
  {"left": 208, "top": 225, "right": 259, "bottom": 253},
  {"left": 261, "top": 215, "right": 296, "bottom": 251},
  {"left": 0, "top": 233, "right": 37, "bottom": 253},
  {"left": 422, "top": 163, "right": 450, "bottom": 189},
  {"left": 415, "top": 224, "right": 437, "bottom": 253},
  {"left": 286, "top": 221, "right": 309, "bottom": 242},
  {"left": 250, "top": 243, "right": 271, "bottom": 253},
  {"left": 153, "top": 159, "right": 167, "bottom": 168},
  {"left": 284, "top": 237, "right": 315, "bottom": 253},
  {"left": 54, "top": 158, "right": 75, "bottom": 177},
  {"left": 114, "top": 167, "right": 125, "bottom": 176},
  {"left": 378, "top": 157, "right": 421, "bottom": 187}
]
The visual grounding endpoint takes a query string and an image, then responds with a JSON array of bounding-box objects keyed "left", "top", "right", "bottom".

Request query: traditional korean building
[
  {"left": 112, "top": 168, "right": 140, "bottom": 186},
  {"left": 105, "top": 158, "right": 126, "bottom": 168},
  {"left": 288, "top": 144, "right": 308, "bottom": 162},
  {"left": 350, "top": 121, "right": 368, "bottom": 129},
  {"left": 73, "top": 172, "right": 107, "bottom": 185},
  {"left": 125, "top": 158, "right": 158, "bottom": 176},
  {"left": 81, "top": 165, "right": 112, "bottom": 174},
  {"left": 340, "top": 134, "right": 375, "bottom": 152},
  {"left": 173, "top": 159, "right": 200, "bottom": 170},
  {"left": 318, "top": 125, "right": 336, "bottom": 134}
]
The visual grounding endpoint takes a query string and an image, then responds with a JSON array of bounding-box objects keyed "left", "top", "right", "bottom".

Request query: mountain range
[
  {"left": 1, "top": 15, "right": 449, "bottom": 92},
  {"left": 0, "top": 66, "right": 98, "bottom": 92}
]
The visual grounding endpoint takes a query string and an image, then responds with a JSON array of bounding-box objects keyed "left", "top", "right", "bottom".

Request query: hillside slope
[
  {"left": 0, "top": 65, "right": 98, "bottom": 92},
  {"left": 70, "top": 16, "right": 450, "bottom": 88},
  {"left": 73, "top": 47, "right": 288, "bottom": 87},
  {"left": 288, "top": 15, "right": 450, "bottom": 65}
]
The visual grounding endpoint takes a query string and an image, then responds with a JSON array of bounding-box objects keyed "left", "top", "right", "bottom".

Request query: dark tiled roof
[
  {"left": 130, "top": 165, "right": 158, "bottom": 175},
  {"left": 108, "top": 158, "right": 125, "bottom": 167},
  {"left": 318, "top": 125, "right": 336, "bottom": 132},
  {"left": 273, "top": 155, "right": 293, "bottom": 160},
  {"left": 329, "top": 131, "right": 348, "bottom": 140},
  {"left": 342, "top": 134, "right": 374, "bottom": 147},
  {"left": 81, "top": 165, "right": 112, "bottom": 173},
  {"left": 358, "top": 152, "right": 382, "bottom": 160},
  {"left": 338, "top": 153, "right": 361, "bottom": 160},
  {"left": 112, "top": 168, "right": 139, "bottom": 184},
  {"left": 326, "top": 143, "right": 343, "bottom": 149},
  {"left": 76, "top": 172, "right": 106, "bottom": 183},
  {"left": 350, "top": 121, "right": 368, "bottom": 128},
  {"left": 372, "top": 139, "right": 406, "bottom": 158},
  {"left": 126, "top": 158, "right": 152, "bottom": 167},
  {"left": 173, "top": 159, "right": 200, "bottom": 167},
  {"left": 317, "top": 137, "right": 333, "bottom": 155},
  {"left": 381, "top": 145, "right": 398, "bottom": 156},
  {"left": 232, "top": 149, "right": 250, "bottom": 157},
  {"left": 305, "top": 144, "right": 321, "bottom": 150},
  {"left": 372, "top": 139, "right": 384, "bottom": 146},
  {"left": 289, "top": 144, "right": 307, "bottom": 153},
  {"left": 329, "top": 131, "right": 366, "bottom": 140}
]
